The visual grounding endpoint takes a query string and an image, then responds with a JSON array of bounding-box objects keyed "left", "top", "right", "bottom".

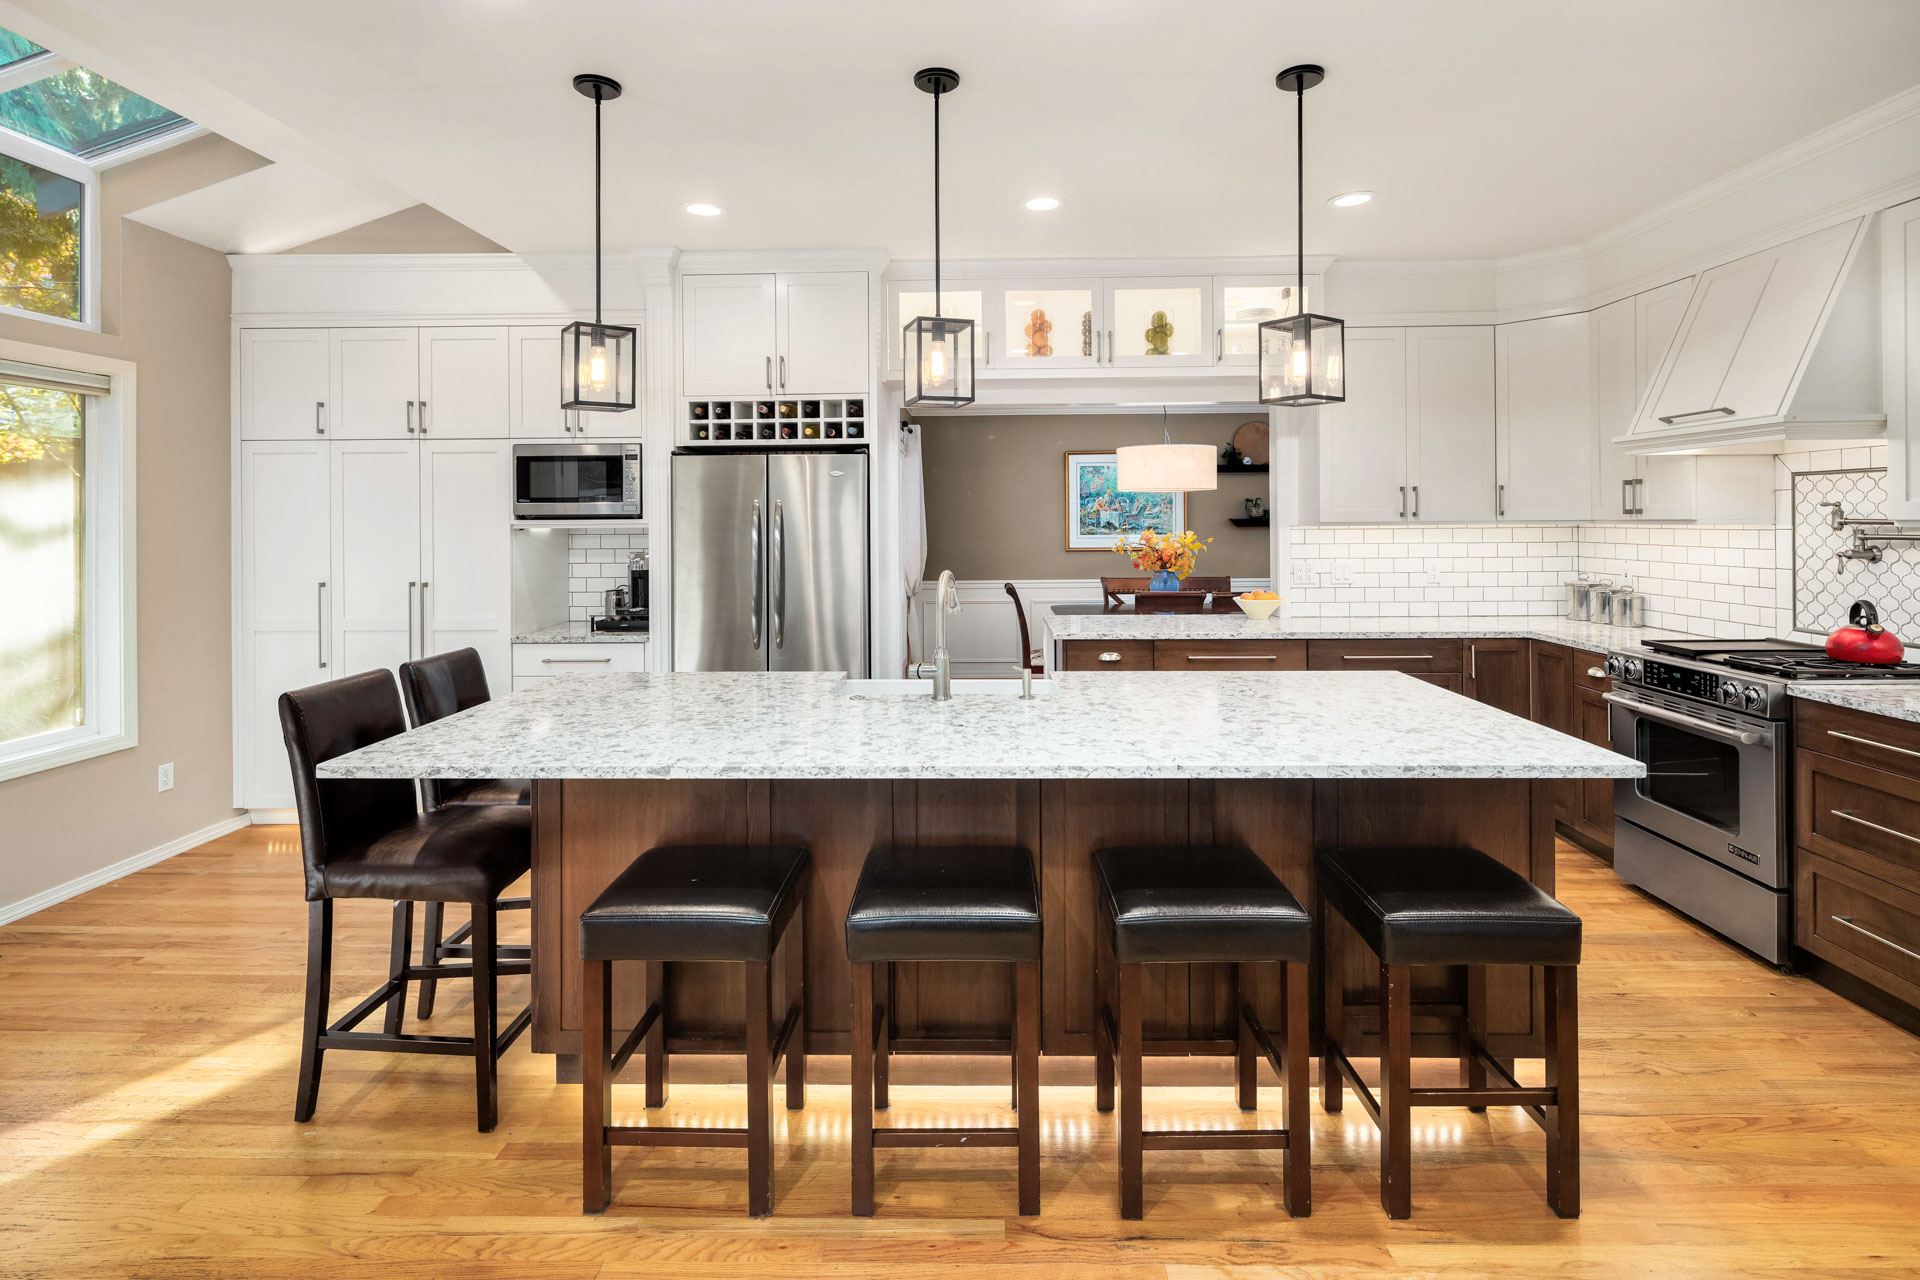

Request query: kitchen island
[{"left": 318, "top": 669, "right": 1639, "bottom": 1072}]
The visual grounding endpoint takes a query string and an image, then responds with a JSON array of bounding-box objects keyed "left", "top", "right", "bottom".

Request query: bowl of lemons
[{"left": 1234, "top": 590, "right": 1282, "bottom": 621}]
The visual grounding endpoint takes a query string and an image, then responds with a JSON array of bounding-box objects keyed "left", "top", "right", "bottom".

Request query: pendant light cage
[
  {"left": 1260, "top": 63, "right": 1345, "bottom": 407},
  {"left": 564, "top": 73, "right": 637, "bottom": 413},
  {"left": 905, "top": 67, "right": 975, "bottom": 408}
]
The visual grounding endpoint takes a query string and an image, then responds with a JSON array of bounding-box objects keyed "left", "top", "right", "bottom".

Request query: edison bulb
[
  {"left": 1290, "top": 339, "right": 1309, "bottom": 382},
  {"left": 581, "top": 341, "right": 610, "bottom": 394},
  {"left": 926, "top": 338, "right": 948, "bottom": 388}
]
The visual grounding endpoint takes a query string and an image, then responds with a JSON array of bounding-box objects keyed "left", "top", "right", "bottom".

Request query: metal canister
[
  {"left": 1625, "top": 592, "right": 1649, "bottom": 628},
  {"left": 1565, "top": 578, "right": 1592, "bottom": 621},
  {"left": 1587, "top": 581, "right": 1615, "bottom": 624}
]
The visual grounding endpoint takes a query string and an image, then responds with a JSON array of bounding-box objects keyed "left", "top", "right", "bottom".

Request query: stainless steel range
[{"left": 1604, "top": 637, "right": 1920, "bottom": 966}]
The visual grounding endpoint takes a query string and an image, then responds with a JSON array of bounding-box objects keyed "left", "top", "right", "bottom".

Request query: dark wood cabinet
[
  {"left": 1152, "top": 639, "right": 1307, "bottom": 671},
  {"left": 1306, "top": 637, "right": 1464, "bottom": 673},
  {"left": 1530, "top": 642, "right": 1577, "bottom": 826},
  {"left": 1573, "top": 686, "right": 1616, "bottom": 856},
  {"left": 1060, "top": 639, "right": 1154, "bottom": 670},
  {"left": 1463, "top": 637, "right": 1531, "bottom": 717}
]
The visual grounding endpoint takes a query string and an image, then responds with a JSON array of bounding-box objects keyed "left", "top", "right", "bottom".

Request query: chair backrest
[
  {"left": 1102, "top": 575, "right": 1232, "bottom": 603},
  {"left": 1003, "top": 583, "right": 1033, "bottom": 669},
  {"left": 279, "top": 669, "right": 417, "bottom": 901},
  {"left": 399, "top": 648, "right": 492, "bottom": 807}
]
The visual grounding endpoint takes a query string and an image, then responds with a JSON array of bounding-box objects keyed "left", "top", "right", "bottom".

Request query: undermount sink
[{"left": 835, "top": 677, "right": 1054, "bottom": 699}]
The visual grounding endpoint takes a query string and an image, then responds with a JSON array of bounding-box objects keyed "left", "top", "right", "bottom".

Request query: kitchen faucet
[{"left": 908, "top": 571, "right": 964, "bottom": 699}]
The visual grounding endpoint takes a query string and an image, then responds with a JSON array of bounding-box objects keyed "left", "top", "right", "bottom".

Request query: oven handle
[{"left": 1602, "top": 692, "right": 1769, "bottom": 747}]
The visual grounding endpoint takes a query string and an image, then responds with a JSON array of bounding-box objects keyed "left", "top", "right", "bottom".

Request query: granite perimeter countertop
[
  {"left": 316, "top": 669, "right": 1642, "bottom": 783},
  {"left": 1042, "top": 609, "right": 1690, "bottom": 654},
  {"left": 511, "top": 621, "right": 649, "bottom": 645},
  {"left": 1787, "top": 680, "right": 1920, "bottom": 725}
]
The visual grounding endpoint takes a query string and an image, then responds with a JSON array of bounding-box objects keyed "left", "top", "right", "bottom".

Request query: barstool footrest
[
  {"left": 1239, "top": 1003, "right": 1288, "bottom": 1081},
  {"left": 1143, "top": 1129, "right": 1290, "bottom": 1152},
  {"left": 609, "top": 1126, "right": 751, "bottom": 1149},
  {"left": 873, "top": 1126, "right": 1019, "bottom": 1149},
  {"left": 610, "top": 1001, "right": 662, "bottom": 1078}
]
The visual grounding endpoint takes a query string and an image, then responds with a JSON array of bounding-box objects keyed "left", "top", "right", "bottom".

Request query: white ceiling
[{"left": 14, "top": 0, "right": 1920, "bottom": 262}]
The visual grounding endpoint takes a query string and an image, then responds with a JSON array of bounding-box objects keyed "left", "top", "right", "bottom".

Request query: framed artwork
[{"left": 1064, "top": 451, "right": 1184, "bottom": 551}]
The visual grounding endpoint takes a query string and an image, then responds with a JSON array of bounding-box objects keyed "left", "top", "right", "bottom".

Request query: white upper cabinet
[
  {"left": 239, "top": 329, "right": 330, "bottom": 439},
  {"left": 1405, "top": 326, "right": 1496, "bottom": 523},
  {"left": 683, "top": 274, "right": 779, "bottom": 396},
  {"left": 1592, "top": 297, "right": 1639, "bottom": 518},
  {"left": 1310, "top": 328, "right": 1409, "bottom": 523},
  {"left": 777, "top": 272, "right": 869, "bottom": 392},
  {"left": 329, "top": 328, "right": 420, "bottom": 439},
  {"left": 1103, "top": 277, "right": 1212, "bottom": 367},
  {"left": 418, "top": 327, "right": 510, "bottom": 438},
  {"left": 508, "top": 325, "right": 576, "bottom": 437},
  {"left": 419, "top": 440, "right": 512, "bottom": 694},
  {"left": 683, "top": 271, "right": 869, "bottom": 397},
  {"left": 995, "top": 279, "right": 1101, "bottom": 370},
  {"left": 1497, "top": 312, "right": 1594, "bottom": 522},
  {"left": 1215, "top": 277, "right": 1312, "bottom": 367},
  {"left": 1888, "top": 198, "right": 1920, "bottom": 521},
  {"left": 889, "top": 282, "right": 986, "bottom": 372}
]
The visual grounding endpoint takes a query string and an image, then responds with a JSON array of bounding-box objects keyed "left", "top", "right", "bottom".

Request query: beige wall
[
  {"left": 919, "top": 412, "right": 1271, "bottom": 582},
  {"left": 279, "top": 203, "right": 505, "bottom": 254},
  {"left": 0, "top": 144, "right": 242, "bottom": 915}
]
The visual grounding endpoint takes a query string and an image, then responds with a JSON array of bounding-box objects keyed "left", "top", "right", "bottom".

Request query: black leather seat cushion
[
  {"left": 580, "top": 845, "right": 810, "bottom": 963},
  {"left": 1092, "top": 846, "right": 1311, "bottom": 964},
  {"left": 845, "top": 846, "right": 1041, "bottom": 964},
  {"left": 1316, "top": 847, "right": 1582, "bottom": 967},
  {"left": 320, "top": 802, "right": 531, "bottom": 904}
]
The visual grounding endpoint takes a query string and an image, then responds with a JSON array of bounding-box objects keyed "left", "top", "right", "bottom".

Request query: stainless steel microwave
[{"left": 513, "top": 442, "right": 640, "bottom": 519}]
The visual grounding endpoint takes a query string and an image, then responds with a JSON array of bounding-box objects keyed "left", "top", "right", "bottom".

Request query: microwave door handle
[
  {"left": 772, "top": 498, "right": 785, "bottom": 649},
  {"left": 750, "top": 498, "right": 763, "bottom": 651},
  {"left": 1601, "top": 692, "right": 1768, "bottom": 747}
]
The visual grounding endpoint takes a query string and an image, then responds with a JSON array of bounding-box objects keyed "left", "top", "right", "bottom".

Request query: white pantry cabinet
[
  {"left": 239, "top": 329, "right": 330, "bottom": 439},
  {"left": 1496, "top": 312, "right": 1594, "bottom": 522},
  {"left": 1311, "top": 328, "right": 1409, "bottom": 523},
  {"left": 417, "top": 327, "right": 510, "bottom": 437},
  {"left": 683, "top": 271, "right": 868, "bottom": 396},
  {"left": 419, "top": 441, "right": 513, "bottom": 675},
  {"left": 330, "top": 438, "right": 421, "bottom": 678},
  {"left": 1888, "top": 198, "right": 1920, "bottom": 521},
  {"left": 329, "top": 328, "right": 419, "bottom": 439}
]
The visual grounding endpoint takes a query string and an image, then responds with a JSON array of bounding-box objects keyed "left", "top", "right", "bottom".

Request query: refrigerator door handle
[
  {"left": 772, "top": 499, "right": 785, "bottom": 649},
  {"left": 750, "top": 498, "right": 763, "bottom": 650}
]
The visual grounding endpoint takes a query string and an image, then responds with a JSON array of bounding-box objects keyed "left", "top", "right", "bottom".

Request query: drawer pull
[
  {"left": 1827, "top": 729, "right": 1920, "bottom": 762},
  {"left": 1342, "top": 654, "right": 1434, "bottom": 661},
  {"left": 1831, "top": 809, "right": 1920, "bottom": 846},
  {"left": 1831, "top": 914, "right": 1920, "bottom": 964},
  {"left": 1098, "top": 652, "right": 1124, "bottom": 663},
  {"left": 1587, "top": 667, "right": 1608, "bottom": 679},
  {"left": 1186, "top": 654, "right": 1278, "bottom": 661},
  {"left": 541, "top": 657, "right": 615, "bottom": 665}
]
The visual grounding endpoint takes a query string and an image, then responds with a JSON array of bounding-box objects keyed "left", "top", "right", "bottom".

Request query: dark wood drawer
[
  {"left": 1307, "top": 638, "right": 1464, "bottom": 674},
  {"left": 1574, "top": 649, "right": 1612, "bottom": 692},
  {"left": 1414, "top": 673, "right": 1463, "bottom": 694},
  {"left": 1795, "top": 699, "right": 1920, "bottom": 782},
  {"left": 1153, "top": 639, "right": 1307, "bottom": 671},
  {"left": 1797, "top": 851, "right": 1920, "bottom": 1009},
  {"left": 1061, "top": 640, "right": 1154, "bottom": 671},
  {"left": 1797, "top": 750, "right": 1920, "bottom": 896}
]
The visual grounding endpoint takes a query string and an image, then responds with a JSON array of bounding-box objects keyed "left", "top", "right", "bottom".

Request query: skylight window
[
  {"left": 0, "top": 29, "right": 45, "bottom": 69},
  {"left": 0, "top": 67, "right": 187, "bottom": 158}
]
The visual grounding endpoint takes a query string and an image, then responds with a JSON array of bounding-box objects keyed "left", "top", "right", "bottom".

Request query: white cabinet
[
  {"left": 1312, "top": 328, "right": 1409, "bottom": 523},
  {"left": 511, "top": 640, "right": 649, "bottom": 692},
  {"left": 330, "top": 439, "right": 421, "bottom": 678},
  {"left": 1496, "top": 313, "right": 1594, "bottom": 522},
  {"left": 1405, "top": 326, "right": 1496, "bottom": 522},
  {"left": 1103, "top": 277, "right": 1212, "bottom": 367},
  {"left": 1595, "top": 282, "right": 1699, "bottom": 519},
  {"left": 329, "top": 328, "right": 420, "bottom": 439},
  {"left": 508, "top": 325, "right": 576, "bottom": 438},
  {"left": 683, "top": 273, "right": 778, "bottom": 396},
  {"left": 419, "top": 441, "right": 512, "bottom": 694},
  {"left": 236, "top": 441, "right": 331, "bottom": 809},
  {"left": 777, "top": 272, "right": 869, "bottom": 391},
  {"left": 888, "top": 282, "right": 987, "bottom": 372},
  {"left": 1215, "top": 277, "right": 1313, "bottom": 367},
  {"left": 1888, "top": 198, "right": 1920, "bottom": 521},
  {"left": 684, "top": 271, "right": 869, "bottom": 396},
  {"left": 239, "top": 329, "right": 329, "bottom": 439},
  {"left": 995, "top": 279, "right": 1101, "bottom": 369},
  {"left": 418, "top": 327, "right": 509, "bottom": 438}
]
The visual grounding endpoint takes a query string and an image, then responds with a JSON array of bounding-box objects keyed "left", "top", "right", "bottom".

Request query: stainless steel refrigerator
[{"left": 671, "top": 449, "right": 869, "bottom": 674}]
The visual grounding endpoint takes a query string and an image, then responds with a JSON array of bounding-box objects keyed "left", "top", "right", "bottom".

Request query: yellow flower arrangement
[{"left": 1111, "top": 528, "right": 1213, "bottom": 578}]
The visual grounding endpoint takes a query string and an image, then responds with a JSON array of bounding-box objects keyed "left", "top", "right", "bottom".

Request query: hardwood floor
[{"left": 4, "top": 826, "right": 1919, "bottom": 1277}]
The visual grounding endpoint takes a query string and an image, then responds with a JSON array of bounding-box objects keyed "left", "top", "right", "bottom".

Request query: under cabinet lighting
[
  {"left": 1024, "top": 196, "right": 1060, "bottom": 211},
  {"left": 1329, "top": 191, "right": 1374, "bottom": 207},
  {"left": 684, "top": 203, "right": 724, "bottom": 216}
]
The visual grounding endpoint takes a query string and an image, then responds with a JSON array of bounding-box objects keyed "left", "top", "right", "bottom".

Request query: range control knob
[
  {"left": 1720, "top": 682, "right": 1744, "bottom": 706},
  {"left": 1744, "top": 684, "right": 1766, "bottom": 711},
  {"left": 1624, "top": 659, "right": 1643, "bottom": 680},
  {"left": 1604, "top": 656, "right": 1624, "bottom": 679}
]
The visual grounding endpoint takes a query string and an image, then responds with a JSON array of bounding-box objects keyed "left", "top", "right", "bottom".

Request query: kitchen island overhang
[{"left": 318, "top": 670, "right": 1641, "bottom": 1072}]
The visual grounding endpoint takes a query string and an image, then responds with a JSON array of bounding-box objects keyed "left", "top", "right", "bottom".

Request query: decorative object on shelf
[
  {"left": 1082, "top": 311, "right": 1093, "bottom": 357},
  {"left": 1112, "top": 528, "right": 1213, "bottom": 593},
  {"left": 1244, "top": 497, "right": 1267, "bottom": 519},
  {"left": 904, "top": 68, "right": 974, "bottom": 407},
  {"left": 561, "top": 73, "right": 636, "bottom": 413},
  {"left": 1117, "top": 405, "right": 1219, "bottom": 494},
  {"left": 1144, "top": 309, "right": 1173, "bottom": 356},
  {"left": 1260, "top": 65, "right": 1346, "bottom": 407},
  {"left": 1232, "top": 419, "right": 1270, "bottom": 465},
  {"left": 1066, "top": 451, "right": 1184, "bottom": 551},
  {"left": 1024, "top": 308, "right": 1053, "bottom": 357}
]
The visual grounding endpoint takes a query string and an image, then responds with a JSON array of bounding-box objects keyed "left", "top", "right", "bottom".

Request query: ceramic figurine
[
  {"left": 1024, "top": 308, "right": 1053, "bottom": 357},
  {"left": 1144, "top": 309, "right": 1173, "bottom": 356}
]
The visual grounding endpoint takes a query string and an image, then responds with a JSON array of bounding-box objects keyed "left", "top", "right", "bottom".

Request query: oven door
[
  {"left": 1606, "top": 690, "right": 1787, "bottom": 887},
  {"left": 513, "top": 443, "right": 639, "bottom": 518}
]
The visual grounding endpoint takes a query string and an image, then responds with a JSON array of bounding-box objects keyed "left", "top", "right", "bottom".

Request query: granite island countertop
[
  {"left": 316, "top": 669, "right": 1642, "bottom": 783},
  {"left": 511, "top": 620, "right": 649, "bottom": 645},
  {"left": 1043, "top": 609, "right": 1691, "bottom": 654},
  {"left": 1788, "top": 680, "right": 1920, "bottom": 725}
]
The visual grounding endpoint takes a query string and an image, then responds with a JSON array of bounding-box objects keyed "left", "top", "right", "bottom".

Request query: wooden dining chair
[
  {"left": 1101, "top": 575, "right": 1233, "bottom": 604},
  {"left": 1003, "top": 584, "right": 1046, "bottom": 675}
]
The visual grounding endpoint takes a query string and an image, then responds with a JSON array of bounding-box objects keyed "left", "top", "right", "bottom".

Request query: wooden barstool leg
[
  {"left": 1010, "top": 965, "right": 1020, "bottom": 1111},
  {"left": 581, "top": 957, "right": 612, "bottom": 1213},
  {"left": 1463, "top": 964, "right": 1488, "bottom": 1113},
  {"left": 294, "top": 899, "right": 333, "bottom": 1123},
  {"left": 873, "top": 961, "right": 891, "bottom": 1111},
  {"left": 1118, "top": 962, "right": 1144, "bottom": 1221},
  {"left": 384, "top": 901, "right": 413, "bottom": 1036},
  {"left": 471, "top": 901, "right": 500, "bottom": 1133},
  {"left": 1284, "top": 958, "right": 1312, "bottom": 1218},
  {"left": 1016, "top": 960, "right": 1041, "bottom": 1216},
  {"left": 1095, "top": 898, "right": 1115, "bottom": 1114},
  {"left": 643, "top": 960, "right": 668, "bottom": 1107},
  {"left": 850, "top": 962, "right": 875, "bottom": 1217},
  {"left": 785, "top": 899, "right": 807, "bottom": 1111},
  {"left": 1380, "top": 962, "right": 1412, "bottom": 1219},
  {"left": 745, "top": 959, "right": 774, "bottom": 1217},
  {"left": 1545, "top": 964, "right": 1581, "bottom": 1219},
  {"left": 416, "top": 901, "right": 444, "bottom": 1019},
  {"left": 1321, "top": 894, "right": 1343, "bottom": 1114}
]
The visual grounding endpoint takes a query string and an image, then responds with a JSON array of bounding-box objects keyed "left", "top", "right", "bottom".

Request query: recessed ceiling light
[
  {"left": 1328, "top": 191, "right": 1373, "bottom": 208},
  {"left": 1024, "top": 196, "right": 1060, "bottom": 212},
  {"left": 684, "top": 202, "right": 724, "bottom": 216}
]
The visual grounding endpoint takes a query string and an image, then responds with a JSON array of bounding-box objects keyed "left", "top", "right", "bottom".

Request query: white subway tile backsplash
[{"left": 566, "top": 531, "right": 649, "bottom": 621}]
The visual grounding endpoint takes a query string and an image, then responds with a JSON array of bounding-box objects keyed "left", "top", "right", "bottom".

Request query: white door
[
  {"left": 1591, "top": 298, "right": 1638, "bottom": 519},
  {"left": 237, "top": 440, "right": 330, "bottom": 809},
  {"left": 1887, "top": 198, "right": 1920, "bottom": 520},
  {"left": 1497, "top": 312, "right": 1594, "bottom": 521},
  {"left": 1404, "top": 326, "right": 1495, "bottom": 523},
  {"left": 777, "top": 271, "right": 868, "bottom": 392},
  {"left": 419, "top": 440, "right": 512, "bottom": 694},
  {"left": 330, "top": 328, "right": 420, "bottom": 439},
  {"left": 239, "top": 329, "right": 330, "bottom": 440},
  {"left": 418, "top": 327, "right": 509, "bottom": 438},
  {"left": 1314, "top": 328, "right": 1408, "bottom": 523},
  {"left": 330, "top": 439, "right": 421, "bottom": 680},
  {"left": 508, "top": 325, "right": 577, "bottom": 437},
  {"left": 683, "top": 273, "right": 777, "bottom": 396},
  {"left": 1103, "top": 276, "right": 1213, "bottom": 367},
  {"left": 1631, "top": 277, "right": 1699, "bottom": 519}
]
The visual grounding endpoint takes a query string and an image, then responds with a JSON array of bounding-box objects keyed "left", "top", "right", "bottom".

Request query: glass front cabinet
[
  {"left": 888, "top": 281, "right": 986, "bottom": 375},
  {"left": 1215, "top": 276, "right": 1316, "bottom": 366},
  {"left": 995, "top": 280, "right": 1102, "bottom": 369},
  {"left": 1102, "top": 277, "right": 1211, "bottom": 367}
]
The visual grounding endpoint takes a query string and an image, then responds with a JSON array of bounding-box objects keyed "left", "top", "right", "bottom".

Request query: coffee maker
[{"left": 592, "top": 550, "right": 651, "bottom": 633}]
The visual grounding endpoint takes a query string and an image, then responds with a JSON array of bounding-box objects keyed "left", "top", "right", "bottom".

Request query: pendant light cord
[
  {"left": 593, "top": 86, "right": 604, "bottom": 327},
  {"left": 1295, "top": 79, "right": 1305, "bottom": 300},
  {"left": 932, "top": 85, "right": 942, "bottom": 319}
]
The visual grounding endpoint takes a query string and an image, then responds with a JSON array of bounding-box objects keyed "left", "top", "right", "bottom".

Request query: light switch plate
[
  {"left": 157, "top": 762, "right": 174, "bottom": 792},
  {"left": 1332, "top": 562, "right": 1355, "bottom": 586},
  {"left": 1425, "top": 570, "right": 1443, "bottom": 586}
]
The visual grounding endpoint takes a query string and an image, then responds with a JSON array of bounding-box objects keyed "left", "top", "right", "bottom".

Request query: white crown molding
[
  {"left": 680, "top": 247, "right": 887, "bottom": 273},
  {"left": 885, "top": 254, "right": 1334, "bottom": 280},
  {"left": 229, "top": 251, "right": 530, "bottom": 273}
]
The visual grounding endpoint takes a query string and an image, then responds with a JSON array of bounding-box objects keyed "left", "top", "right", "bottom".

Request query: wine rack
[{"left": 684, "top": 398, "right": 867, "bottom": 445}]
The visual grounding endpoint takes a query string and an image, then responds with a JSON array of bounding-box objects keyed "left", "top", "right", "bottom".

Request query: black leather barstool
[
  {"left": 279, "top": 670, "right": 532, "bottom": 1132},
  {"left": 398, "top": 648, "right": 531, "bottom": 1021},
  {"left": 1317, "top": 846, "right": 1581, "bottom": 1219},
  {"left": 579, "top": 844, "right": 810, "bottom": 1218},
  {"left": 1092, "top": 846, "right": 1312, "bottom": 1220},
  {"left": 845, "top": 846, "right": 1042, "bottom": 1217}
]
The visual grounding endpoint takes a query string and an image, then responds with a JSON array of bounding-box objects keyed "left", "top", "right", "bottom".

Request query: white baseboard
[
  {"left": 248, "top": 809, "right": 296, "bottom": 825},
  {"left": 0, "top": 813, "right": 251, "bottom": 926}
]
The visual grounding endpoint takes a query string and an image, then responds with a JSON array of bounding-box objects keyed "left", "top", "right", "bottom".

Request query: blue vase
[{"left": 1149, "top": 568, "right": 1181, "bottom": 593}]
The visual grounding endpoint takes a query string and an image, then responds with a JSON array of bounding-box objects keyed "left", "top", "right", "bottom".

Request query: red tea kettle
[{"left": 1825, "top": 600, "right": 1906, "bottom": 665}]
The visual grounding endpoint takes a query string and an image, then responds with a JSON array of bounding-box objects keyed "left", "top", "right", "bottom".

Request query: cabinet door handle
[
  {"left": 1411, "top": 485, "right": 1420, "bottom": 519},
  {"left": 1399, "top": 486, "right": 1408, "bottom": 519},
  {"left": 541, "top": 657, "right": 614, "bottom": 665},
  {"left": 1497, "top": 483, "right": 1507, "bottom": 518},
  {"left": 419, "top": 581, "right": 429, "bottom": 654},
  {"left": 1622, "top": 478, "right": 1633, "bottom": 516},
  {"left": 1095, "top": 330, "right": 1103, "bottom": 363},
  {"left": 406, "top": 400, "right": 416, "bottom": 433},
  {"left": 1108, "top": 329, "right": 1115, "bottom": 362},
  {"left": 1342, "top": 654, "right": 1435, "bottom": 662},
  {"left": 1098, "top": 651, "right": 1124, "bottom": 663},
  {"left": 1830, "top": 914, "right": 1920, "bottom": 964},
  {"left": 407, "top": 581, "right": 417, "bottom": 659},
  {"left": 1216, "top": 327, "right": 1224, "bottom": 364},
  {"left": 1587, "top": 667, "right": 1608, "bottom": 679},
  {"left": 765, "top": 356, "right": 773, "bottom": 390},
  {"left": 315, "top": 401, "right": 325, "bottom": 435},
  {"left": 418, "top": 399, "right": 428, "bottom": 434},
  {"left": 983, "top": 331, "right": 990, "bottom": 368},
  {"left": 1186, "top": 654, "right": 1277, "bottom": 662},
  {"left": 1831, "top": 809, "right": 1920, "bottom": 846},
  {"left": 316, "top": 582, "right": 328, "bottom": 668},
  {"left": 778, "top": 355, "right": 786, "bottom": 389},
  {"left": 1826, "top": 729, "right": 1920, "bottom": 761},
  {"left": 1657, "top": 406, "right": 1735, "bottom": 425}
]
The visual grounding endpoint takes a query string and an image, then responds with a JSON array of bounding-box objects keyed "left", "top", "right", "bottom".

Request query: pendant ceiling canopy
[
  {"left": 903, "top": 66, "right": 975, "bottom": 408},
  {"left": 562, "top": 72, "right": 636, "bottom": 413},
  {"left": 1259, "top": 63, "right": 1346, "bottom": 408}
]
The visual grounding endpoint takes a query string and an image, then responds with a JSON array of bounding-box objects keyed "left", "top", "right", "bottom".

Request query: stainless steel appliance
[
  {"left": 671, "top": 448, "right": 868, "bottom": 674},
  {"left": 513, "top": 441, "right": 640, "bottom": 519},
  {"left": 1604, "top": 637, "right": 1920, "bottom": 965},
  {"left": 590, "top": 552, "right": 650, "bottom": 634}
]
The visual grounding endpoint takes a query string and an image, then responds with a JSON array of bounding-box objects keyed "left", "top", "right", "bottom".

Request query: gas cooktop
[{"left": 1641, "top": 637, "right": 1920, "bottom": 680}]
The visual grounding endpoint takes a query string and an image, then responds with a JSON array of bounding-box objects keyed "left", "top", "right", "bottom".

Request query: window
[
  {"left": 0, "top": 152, "right": 81, "bottom": 320},
  {"left": 0, "top": 342, "right": 134, "bottom": 781},
  {"left": 0, "top": 67, "right": 188, "bottom": 160}
]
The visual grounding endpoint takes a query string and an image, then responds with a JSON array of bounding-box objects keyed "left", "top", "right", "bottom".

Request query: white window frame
[
  {"left": 0, "top": 337, "right": 136, "bottom": 780},
  {"left": 0, "top": 129, "right": 100, "bottom": 332}
]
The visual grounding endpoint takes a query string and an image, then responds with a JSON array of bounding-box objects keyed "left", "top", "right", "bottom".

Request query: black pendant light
[
  {"left": 1259, "top": 64, "right": 1345, "bottom": 407},
  {"left": 562, "top": 72, "right": 637, "bottom": 413},
  {"left": 903, "top": 67, "right": 974, "bottom": 407}
]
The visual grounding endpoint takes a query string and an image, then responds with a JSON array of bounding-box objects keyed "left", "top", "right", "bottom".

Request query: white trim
[
  {"left": 0, "top": 815, "right": 248, "bottom": 926},
  {"left": 0, "top": 51, "right": 72, "bottom": 95},
  {"left": 248, "top": 809, "right": 296, "bottom": 825},
  {"left": 0, "top": 129, "right": 99, "bottom": 330},
  {"left": 86, "top": 120, "right": 208, "bottom": 170}
]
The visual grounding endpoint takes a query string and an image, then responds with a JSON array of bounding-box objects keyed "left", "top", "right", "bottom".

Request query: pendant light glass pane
[
  {"left": 904, "top": 314, "right": 974, "bottom": 407},
  {"left": 1258, "top": 312, "right": 1345, "bottom": 406},
  {"left": 1116, "top": 443, "right": 1216, "bottom": 492},
  {"left": 561, "top": 320, "right": 637, "bottom": 412}
]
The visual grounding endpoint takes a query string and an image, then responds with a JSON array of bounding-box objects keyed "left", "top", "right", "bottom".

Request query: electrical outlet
[
  {"left": 1290, "top": 563, "right": 1317, "bottom": 588},
  {"left": 157, "top": 762, "right": 174, "bottom": 793},
  {"left": 1332, "top": 562, "right": 1355, "bottom": 586}
]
